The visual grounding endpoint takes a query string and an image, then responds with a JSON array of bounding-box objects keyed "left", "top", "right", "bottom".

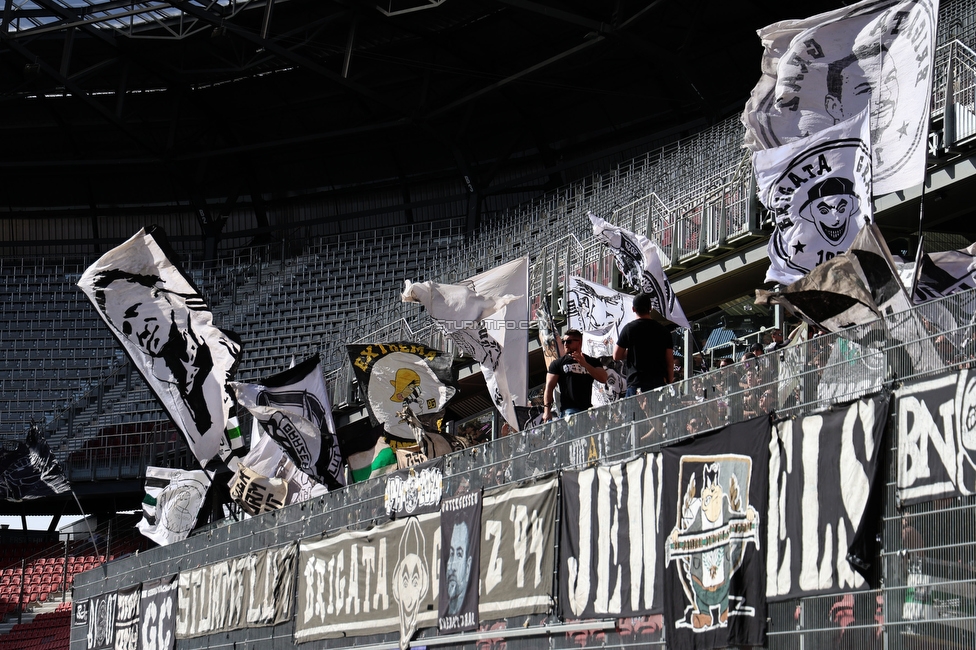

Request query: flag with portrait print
[
  {"left": 438, "top": 491, "right": 482, "bottom": 634},
  {"left": 742, "top": 0, "right": 938, "bottom": 195},
  {"left": 78, "top": 227, "right": 242, "bottom": 466}
]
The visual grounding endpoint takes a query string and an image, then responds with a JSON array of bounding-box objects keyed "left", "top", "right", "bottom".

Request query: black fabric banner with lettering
[
  {"left": 114, "top": 584, "right": 140, "bottom": 650},
  {"left": 559, "top": 454, "right": 664, "bottom": 619},
  {"left": 896, "top": 370, "right": 976, "bottom": 506},
  {"left": 661, "top": 416, "right": 769, "bottom": 650},
  {"left": 139, "top": 575, "right": 177, "bottom": 650},
  {"left": 768, "top": 393, "right": 889, "bottom": 601},
  {"left": 438, "top": 491, "right": 482, "bottom": 633}
]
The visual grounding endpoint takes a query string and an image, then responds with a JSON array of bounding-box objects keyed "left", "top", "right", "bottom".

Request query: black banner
[
  {"left": 438, "top": 491, "right": 482, "bottom": 633},
  {"left": 139, "top": 576, "right": 176, "bottom": 650},
  {"left": 0, "top": 425, "right": 71, "bottom": 501},
  {"left": 662, "top": 416, "right": 769, "bottom": 650},
  {"left": 114, "top": 584, "right": 140, "bottom": 650},
  {"left": 559, "top": 454, "right": 664, "bottom": 619},
  {"left": 86, "top": 592, "right": 116, "bottom": 650},
  {"left": 384, "top": 456, "right": 445, "bottom": 518},
  {"left": 895, "top": 370, "right": 976, "bottom": 505},
  {"left": 768, "top": 394, "right": 889, "bottom": 601}
]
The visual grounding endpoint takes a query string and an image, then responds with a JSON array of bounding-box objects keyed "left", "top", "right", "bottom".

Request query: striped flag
[{"left": 137, "top": 466, "right": 211, "bottom": 546}]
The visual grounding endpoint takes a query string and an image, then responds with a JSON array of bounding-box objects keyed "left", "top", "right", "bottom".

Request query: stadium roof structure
[{"left": 0, "top": 0, "right": 845, "bottom": 252}]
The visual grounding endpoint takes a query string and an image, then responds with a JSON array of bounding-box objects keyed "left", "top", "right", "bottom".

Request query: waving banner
[
  {"left": 232, "top": 355, "right": 344, "bottom": 489},
  {"left": 742, "top": 0, "right": 938, "bottom": 195},
  {"left": 590, "top": 213, "right": 690, "bottom": 330},
  {"left": 403, "top": 257, "right": 529, "bottom": 431},
  {"left": 755, "top": 110, "right": 873, "bottom": 286},
  {"left": 347, "top": 342, "right": 457, "bottom": 442},
  {"left": 78, "top": 228, "right": 242, "bottom": 466}
]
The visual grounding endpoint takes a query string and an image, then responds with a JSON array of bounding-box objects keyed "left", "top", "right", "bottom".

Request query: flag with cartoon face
[
  {"left": 755, "top": 110, "right": 873, "bottom": 285},
  {"left": 742, "top": 0, "right": 938, "bottom": 195},
  {"left": 347, "top": 342, "right": 457, "bottom": 442}
]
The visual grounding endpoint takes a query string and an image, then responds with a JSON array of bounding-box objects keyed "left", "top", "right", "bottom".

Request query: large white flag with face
[
  {"left": 755, "top": 109, "right": 873, "bottom": 285},
  {"left": 403, "top": 257, "right": 529, "bottom": 431},
  {"left": 589, "top": 213, "right": 690, "bottom": 330},
  {"left": 78, "top": 228, "right": 242, "bottom": 467},
  {"left": 742, "top": 0, "right": 938, "bottom": 195}
]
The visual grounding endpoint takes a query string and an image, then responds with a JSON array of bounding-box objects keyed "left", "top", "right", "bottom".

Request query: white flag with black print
[
  {"left": 754, "top": 109, "right": 873, "bottom": 285},
  {"left": 589, "top": 213, "right": 691, "bottom": 330},
  {"left": 403, "top": 257, "right": 529, "bottom": 431},
  {"left": 232, "top": 355, "right": 344, "bottom": 490},
  {"left": 137, "top": 466, "right": 211, "bottom": 546},
  {"left": 742, "top": 0, "right": 938, "bottom": 195},
  {"left": 227, "top": 433, "right": 329, "bottom": 515},
  {"left": 78, "top": 227, "right": 242, "bottom": 466}
]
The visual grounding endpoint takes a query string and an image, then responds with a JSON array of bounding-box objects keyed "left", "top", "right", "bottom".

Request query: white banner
[
  {"left": 137, "top": 466, "right": 211, "bottom": 547},
  {"left": 403, "top": 257, "right": 529, "bottom": 430},
  {"left": 742, "top": 0, "right": 938, "bottom": 195},
  {"left": 78, "top": 228, "right": 242, "bottom": 465},
  {"left": 754, "top": 110, "right": 873, "bottom": 285}
]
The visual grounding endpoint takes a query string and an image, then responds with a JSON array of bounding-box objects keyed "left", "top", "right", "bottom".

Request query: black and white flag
[
  {"left": 559, "top": 454, "right": 664, "bottom": 619},
  {"left": 228, "top": 432, "right": 328, "bottom": 515},
  {"left": 86, "top": 591, "right": 116, "bottom": 650},
  {"left": 590, "top": 213, "right": 690, "bottom": 330},
  {"left": 0, "top": 425, "right": 71, "bottom": 501},
  {"left": 567, "top": 276, "right": 634, "bottom": 405},
  {"left": 113, "top": 584, "right": 140, "bottom": 650},
  {"left": 78, "top": 228, "right": 242, "bottom": 466},
  {"left": 757, "top": 223, "right": 939, "bottom": 375},
  {"left": 140, "top": 575, "right": 177, "bottom": 650},
  {"left": 662, "top": 417, "right": 768, "bottom": 650},
  {"left": 742, "top": 0, "right": 938, "bottom": 195},
  {"left": 232, "top": 354, "right": 344, "bottom": 490},
  {"left": 438, "top": 491, "right": 482, "bottom": 633},
  {"left": 347, "top": 342, "right": 457, "bottom": 442},
  {"left": 137, "top": 466, "right": 211, "bottom": 547},
  {"left": 402, "top": 257, "right": 530, "bottom": 431},
  {"left": 910, "top": 243, "right": 976, "bottom": 302},
  {"left": 767, "top": 394, "right": 889, "bottom": 601},
  {"left": 896, "top": 370, "right": 976, "bottom": 506},
  {"left": 754, "top": 110, "right": 873, "bottom": 285},
  {"left": 384, "top": 456, "right": 444, "bottom": 519}
]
